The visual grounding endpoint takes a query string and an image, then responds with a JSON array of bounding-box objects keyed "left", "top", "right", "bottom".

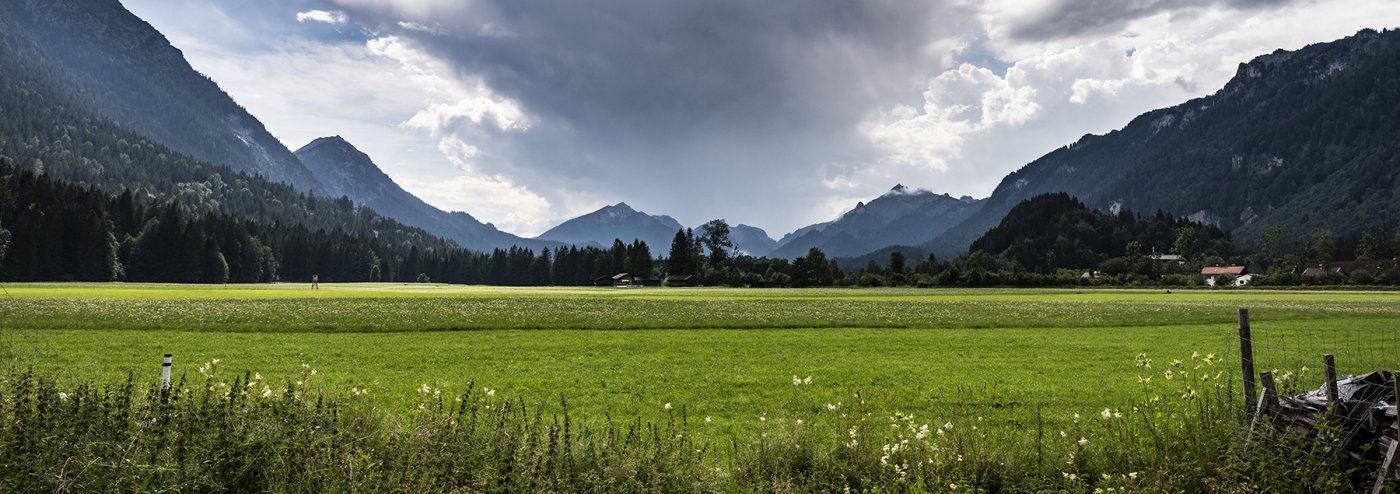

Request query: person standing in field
[{"left": 312, "top": 274, "right": 320, "bottom": 290}]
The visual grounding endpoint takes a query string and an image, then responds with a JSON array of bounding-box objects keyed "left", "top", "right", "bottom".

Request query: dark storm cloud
[
  {"left": 320, "top": 0, "right": 972, "bottom": 229},
  {"left": 1006, "top": 0, "right": 1300, "bottom": 41}
]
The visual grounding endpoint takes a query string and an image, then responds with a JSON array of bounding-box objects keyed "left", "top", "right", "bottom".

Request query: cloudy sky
[{"left": 123, "top": 0, "right": 1400, "bottom": 237}]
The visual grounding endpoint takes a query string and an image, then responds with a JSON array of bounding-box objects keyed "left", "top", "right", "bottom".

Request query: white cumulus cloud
[{"left": 295, "top": 10, "right": 348, "bottom": 25}]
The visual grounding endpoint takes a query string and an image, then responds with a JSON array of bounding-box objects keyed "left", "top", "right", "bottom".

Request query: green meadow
[{"left": 3, "top": 283, "right": 1398, "bottom": 442}]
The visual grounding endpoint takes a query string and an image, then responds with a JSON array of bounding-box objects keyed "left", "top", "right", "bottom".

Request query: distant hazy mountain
[
  {"left": 536, "top": 203, "right": 684, "bottom": 250},
  {"left": 0, "top": 0, "right": 323, "bottom": 192},
  {"left": 294, "top": 137, "right": 559, "bottom": 252},
  {"left": 927, "top": 28, "right": 1400, "bottom": 257},
  {"left": 729, "top": 224, "right": 779, "bottom": 257},
  {"left": 768, "top": 185, "right": 984, "bottom": 259}
]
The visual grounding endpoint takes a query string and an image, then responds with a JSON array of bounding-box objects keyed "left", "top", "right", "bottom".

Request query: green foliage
[
  {"left": 0, "top": 369, "right": 709, "bottom": 492},
  {"left": 0, "top": 348, "right": 1384, "bottom": 492},
  {"left": 698, "top": 219, "right": 734, "bottom": 269},
  {"left": 971, "top": 193, "right": 1235, "bottom": 274},
  {"left": 0, "top": 226, "right": 10, "bottom": 264}
]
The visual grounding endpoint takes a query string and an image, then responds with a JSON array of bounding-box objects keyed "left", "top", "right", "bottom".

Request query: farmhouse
[
  {"left": 666, "top": 274, "right": 697, "bottom": 287},
  {"left": 1299, "top": 265, "right": 1341, "bottom": 277},
  {"left": 1201, "top": 266, "right": 1247, "bottom": 276},
  {"left": 1202, "top": 265, "right": 1248, "bottom": 286},
  {"left": 1323, "top": 261, "right": 1398, "bottom": 276},
  {"left": 1295, "top": 261, "right": 1398, "bottom": 279},
  {"left": 594, "top": 273, "right": 634, "bottom": 287}
]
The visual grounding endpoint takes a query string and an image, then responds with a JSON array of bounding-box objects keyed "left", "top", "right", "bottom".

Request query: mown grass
[{"left": 2, "top": 284, "right": 1399, "bottom": 491}]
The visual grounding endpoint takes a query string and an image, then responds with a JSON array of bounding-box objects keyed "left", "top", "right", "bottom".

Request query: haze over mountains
[
  {"left": 534, "top": 202, "right": 779, "bottom": 257},
  {"left": 295, "top": 137, "right": 558, "bottom": 252},
  {"left": 767, "top": 185, "right": 983, "bottom": 259},
  {"left": 2, "top": 0, "right": 1398, "bottom": 266}
]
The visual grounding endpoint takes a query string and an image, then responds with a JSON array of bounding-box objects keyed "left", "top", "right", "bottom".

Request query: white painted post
[{"left": 161, "top": 354, "right": 172, "bottom": 390}]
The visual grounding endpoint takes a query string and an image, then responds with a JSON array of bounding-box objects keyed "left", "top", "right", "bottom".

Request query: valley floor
[{"left": 3, "top": 283, "right": 1398, "bottom": 441}]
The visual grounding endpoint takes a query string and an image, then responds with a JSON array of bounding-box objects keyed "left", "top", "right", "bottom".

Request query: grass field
[{"left": 3, "top": 283, "right": 1399, "bottom": 443}]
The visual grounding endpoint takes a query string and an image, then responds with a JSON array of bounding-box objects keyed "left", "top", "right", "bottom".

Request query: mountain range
[
  {"left": 533, "top": 202, "right": 779, "bottom": 256},
  {"left": 766, "top": 185, "right": 983, "bottom": 259},
  {"left": 294, "top": 137, "right": 558, "bottom": 252},
  {"left": 4, "top": 0, "right": 1399, "bottom": 267}
]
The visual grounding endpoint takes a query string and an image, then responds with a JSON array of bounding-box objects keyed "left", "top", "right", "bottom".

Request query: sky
[{"left": 122, "top": 0, "right": 1400, "bottom": 238}]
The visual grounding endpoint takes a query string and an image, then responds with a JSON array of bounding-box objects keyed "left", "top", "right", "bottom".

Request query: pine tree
[{"left": 667, "top": 229, "right": 690, "bottom": 276}]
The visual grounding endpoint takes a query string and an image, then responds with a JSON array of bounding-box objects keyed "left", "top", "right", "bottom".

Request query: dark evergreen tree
[{"left": 667, "top": 229, "right": 691, "bottom": 276}]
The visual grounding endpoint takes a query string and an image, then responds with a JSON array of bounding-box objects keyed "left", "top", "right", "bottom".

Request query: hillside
[
  {"left": 0, "top": 0, "right": 322, "bottom": 191},
  {"left": 969, "top": 193, "right": 1234, "bottom": 272},
  {"left": 769, "top": 185, "right": 983, "bottom": 259},
  {"left": 928, "top": 28, "right": 1400, "bottom": 256},
  {"left": 0, "top": 24, "right": 456, "bottom": 255},
  {"left": 294, "top": 137, "right": 559, "bottom": 252}
]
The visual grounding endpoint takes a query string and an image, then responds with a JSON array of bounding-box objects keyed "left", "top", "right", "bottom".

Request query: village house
[
  {"left": 666, "top": 274, "right": 697, "bottom": 287},
  {"left": 592, "top": 274, "right": 620, "bottom": 287},
  {"left": 1201, "top": 265, "right": 1248, "bottom": 286},
  {"left": 594, "top": 272, "right": 634, "bottom": 287},
  {"left": 1299, "top": 261, "right": 1398, "bottom": 277}
]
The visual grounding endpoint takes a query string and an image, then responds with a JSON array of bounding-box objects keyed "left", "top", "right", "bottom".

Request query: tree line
[{"left": 0, "top": 163, "right": 847, "bottom": 286}]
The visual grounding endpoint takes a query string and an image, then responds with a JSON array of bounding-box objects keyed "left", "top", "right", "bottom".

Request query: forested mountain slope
[
  {"left": 0, "top": 0, "right": 322, "bottom": 191},
  {"left": 970, "top": 193, "right": 1236, "bottom": 272},
  {"left": 0, "top": 25, "right": 452, "bottom": 254},
  {"left": 928, "top": 28, "right": 1400, "bottom": 256}
]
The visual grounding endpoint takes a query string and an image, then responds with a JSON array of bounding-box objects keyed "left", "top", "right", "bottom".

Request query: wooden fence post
[
  {"left": 1246, "top": 371, "right": 1277, "bottom": 446},
  {"left": 1239, "top": 309, "right": 1256, "bottom": 414}
]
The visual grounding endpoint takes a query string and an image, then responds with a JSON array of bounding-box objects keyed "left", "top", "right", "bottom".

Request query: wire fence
[{"left": 1221, "top": 308, "right": 1400, "bottom": 493}]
